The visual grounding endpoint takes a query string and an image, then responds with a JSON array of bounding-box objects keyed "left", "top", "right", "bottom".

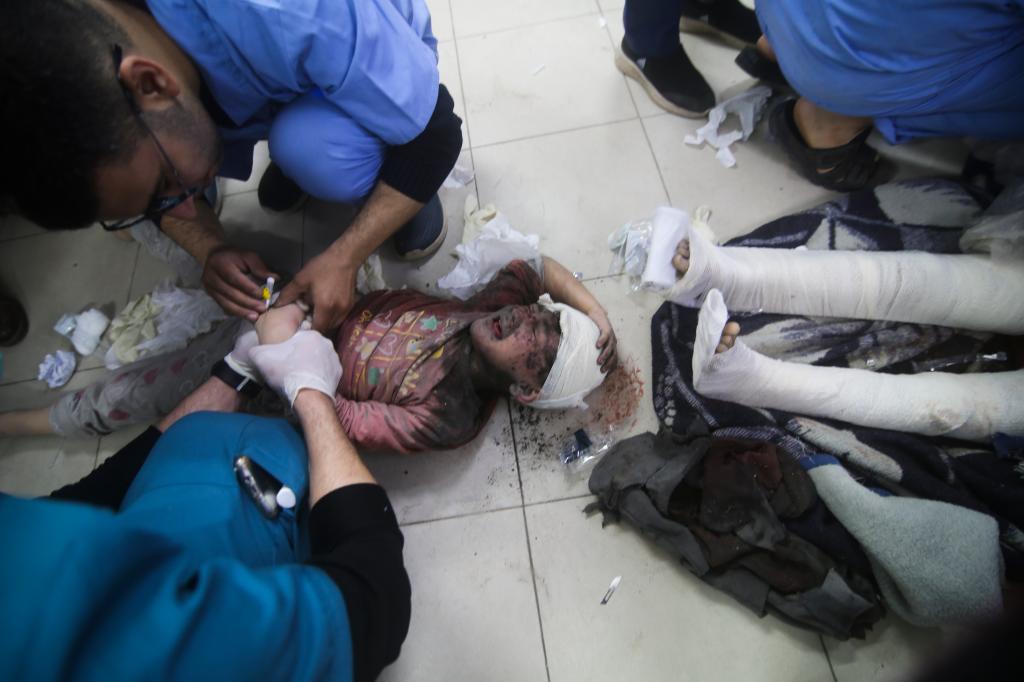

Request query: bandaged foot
[
  {"left": 692, "top": 289, "right": 1024, "bottom": 442},
  {"left": 669, "top": 223, "right": 1024, "bottom": 334}
]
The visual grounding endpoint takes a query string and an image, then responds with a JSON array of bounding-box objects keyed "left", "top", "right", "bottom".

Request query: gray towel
[{"left": 807, "top": 462, "right": 1003, "bottom": 626}]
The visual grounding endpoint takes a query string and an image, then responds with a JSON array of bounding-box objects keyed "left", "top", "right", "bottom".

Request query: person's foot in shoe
[
  {"left": 615, "top": 39, "right": 715, "bottom": 117},
  {"left": 392, "top": 194, "right": 448, "bottom": 261},
  {"left": 258, "top": 162, "right": 309, "bottom": 213},
  {"left": 0, "top": 295, "right": 28, "bottom": 347},
  {"left": 679, "top": 0, "right": 761, "bottom": 49}
]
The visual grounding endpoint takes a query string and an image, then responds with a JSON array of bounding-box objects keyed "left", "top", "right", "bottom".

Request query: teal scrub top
[{"left": 0, "top": 412, "right": 354, "bottom": 681}]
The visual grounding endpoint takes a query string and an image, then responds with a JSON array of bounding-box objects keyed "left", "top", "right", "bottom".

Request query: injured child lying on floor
[{"left": 0, "top": 257, "right": 617, "bottom": 453}]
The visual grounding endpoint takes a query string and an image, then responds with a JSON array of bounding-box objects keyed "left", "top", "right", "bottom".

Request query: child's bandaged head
[{"left": 531, "top": 295, "right": 607, "bottom": 409}]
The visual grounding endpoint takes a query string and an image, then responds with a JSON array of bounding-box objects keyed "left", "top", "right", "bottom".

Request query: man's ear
[
  {"left": 509, "top": 383, "right": 541, "bottom": 405},
  {"left": 118, "top": 55, "right": 181, "bottom": 112}
]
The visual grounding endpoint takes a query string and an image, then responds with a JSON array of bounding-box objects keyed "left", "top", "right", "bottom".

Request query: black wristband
[{"left": 211, "top": 359, "right": 262, "bottom": 398}]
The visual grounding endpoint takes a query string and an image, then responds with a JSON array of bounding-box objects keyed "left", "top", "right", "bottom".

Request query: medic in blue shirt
[{"left": 2, "top": 0, "right": 462, "bottom": 334}]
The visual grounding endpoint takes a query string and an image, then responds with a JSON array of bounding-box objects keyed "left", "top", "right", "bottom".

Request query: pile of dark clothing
[
  {"left": 588, "top": 433, "right": 883, "bottom": 638},
  {"left": 588, "top": 180, "right": 1024, "bottom": 639}
]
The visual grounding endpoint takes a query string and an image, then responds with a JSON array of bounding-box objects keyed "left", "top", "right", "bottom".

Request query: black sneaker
[
  {"left": 735, "top": 46, "right": 791, "bottom": 91},
  {"left": 0, "top": 295, "right": 28, "bottom": 347},
  {"left": 615, "top": 39, "right": 715, "bottom": 117},
  {"left": 257, "top": 162, "right": 309, "bottom": 213},
  {"left": 679, "top": 0, "right": 761, "bottom": 49},
  {"left": 392, "top": 194, "right": 448, "bottom": 261}
]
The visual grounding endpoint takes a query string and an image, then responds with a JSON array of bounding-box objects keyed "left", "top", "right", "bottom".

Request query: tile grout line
[
  {"left": 591, "top": 0, "right": 648, "bottom": 125},
  {"left": 125, "top": 240, "right": 143, "bottom": 308},
  {"left": 638, "top": 116, "right": 674, "bottom": 206},
  {"left": 446, "top": 0, "right": 480, "bottom": 210},
  {"left": 395, "top": 491, "right": 596, "bottom": 529},
  {"left": 819, "top": 634, "right": 839, "bottom": 682},
  {"left": 90, "top": 433, "right": 102, "bottom": 472},
  {"left": 507, "top": 401, "right": 553, "bottom": 682},
  {"left": 0, "top": 232, "right": 49, "bottom": 246},
  {"left": 472, "top": 115, "right": 641, "bottom": 153}
]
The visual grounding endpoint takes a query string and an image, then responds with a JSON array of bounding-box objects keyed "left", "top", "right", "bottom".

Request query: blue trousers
[
  {"left": 267, "top": 91, "right": 387, "bottom": 204},
  {"left": 624, "top": 0, "right": 692, "bottom": 57},
  {"left": 757, "top": 0, "right": 1024, "bottom": 142}
]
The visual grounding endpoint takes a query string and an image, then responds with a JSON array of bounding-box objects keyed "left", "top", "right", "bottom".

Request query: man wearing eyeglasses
[{"left": 1, "top": 0, "right": 461, "bottom": 333}]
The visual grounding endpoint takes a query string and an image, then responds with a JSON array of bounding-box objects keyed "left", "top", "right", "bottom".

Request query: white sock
[
  {"left": 670, "top": 223, "right": 1024, "bottom": 334},
  {"left": 692, "top": 290, "right": 1024, "bottom": 442}
]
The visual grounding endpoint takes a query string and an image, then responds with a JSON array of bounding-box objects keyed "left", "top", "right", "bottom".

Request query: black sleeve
[
  {"left": 379, "top": 83, "right": 463, "bottom": 203},
  {"left": 48, "top": 426, "right": 162, "bottom": 510},
  {"left": 306, "top": 484, "right": 411, "bottom": 682}
]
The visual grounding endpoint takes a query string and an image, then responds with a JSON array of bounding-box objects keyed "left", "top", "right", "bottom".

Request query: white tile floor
[{"left": 0, "top": 1, "right": 965, "bottom": 679}]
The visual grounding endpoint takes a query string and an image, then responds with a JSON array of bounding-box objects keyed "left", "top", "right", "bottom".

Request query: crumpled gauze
[
  {"left": 532, "top": 295, "right": 605, "bottom": 410},
  {"left": 437, "top": 201, "right": 542, "bottom": 300},
  {"left": 442, "top": 163, "right": 475, "bottom": 189},
  {"left": 38, "top": 350, "right": 77, "bottom": 388},
  {"left": 104, "top": 293, "right": 161, "bottom": 368},
  {"left": 70, "top": 309, "right": 110, "bottom": 356},
  {"left": 356, "top": 253, "right": 387, "bottom": 294},
  {"left": 684, "top": 84, "right": 771, "bottom": 168}
]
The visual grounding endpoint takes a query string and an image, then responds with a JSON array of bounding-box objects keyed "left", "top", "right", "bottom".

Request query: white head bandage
[{"left": 531, "top": 295, "right": 606, "bottom": 410}]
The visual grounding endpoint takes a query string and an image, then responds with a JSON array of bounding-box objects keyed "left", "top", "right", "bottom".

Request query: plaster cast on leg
[
  {"left": 671, "top": 223, "right": 1024, "bottom": 334},
  {"left": 692, "top": 290, "right": 1024, "bottom": 442}
]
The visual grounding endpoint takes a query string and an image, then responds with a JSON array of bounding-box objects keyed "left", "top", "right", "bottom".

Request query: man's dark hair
[{"left": 1, "top": 1, "right": 142, "bottom": 229}]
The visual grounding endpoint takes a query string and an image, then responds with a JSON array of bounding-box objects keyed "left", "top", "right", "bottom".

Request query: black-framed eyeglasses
[{"left": 100, "top": 44, "right": 203, "bottom": 231}]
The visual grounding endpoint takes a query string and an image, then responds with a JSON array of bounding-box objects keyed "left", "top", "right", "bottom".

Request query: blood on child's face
[{"left": 470, "top": 303, "right": 561, "bottom": 390}]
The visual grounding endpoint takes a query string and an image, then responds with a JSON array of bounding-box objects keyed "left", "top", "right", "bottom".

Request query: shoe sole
[
  {"left": 614, "top": 49, "right": 709, "bottom": 119},
  {"left": 678, "top": 17, "right": 753, "bottom": 50},
  {"left": 396, "top": 211, "right": 449, "bottom": 262}
]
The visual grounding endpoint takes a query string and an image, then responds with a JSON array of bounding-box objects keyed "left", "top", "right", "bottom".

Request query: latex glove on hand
[
  {"left": 249, "top": 330, "right": 342, "bottom": 406},
  {"left": 224, "top": 328, "right": 260, "bottom": 383}
]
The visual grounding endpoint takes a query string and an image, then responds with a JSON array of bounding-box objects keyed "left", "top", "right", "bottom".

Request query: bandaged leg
[
  {"left": 693, "top": 290, "right": 1024, "bottom": 442},
  {"left": 671, "top": 222, "right": 1024, "bottom": 334}
]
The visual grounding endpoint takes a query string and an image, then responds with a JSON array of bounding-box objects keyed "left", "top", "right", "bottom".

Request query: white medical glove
[
  {"left": 224, "top": 330, "right": 261, "bottom": 383},
  {"left": 249, "top": 330, "right": 342, "bottom": 406}
]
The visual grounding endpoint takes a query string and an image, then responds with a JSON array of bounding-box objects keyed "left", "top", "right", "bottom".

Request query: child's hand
[{"left": 255, "top": 302, "right": 307, "bottom": 345}]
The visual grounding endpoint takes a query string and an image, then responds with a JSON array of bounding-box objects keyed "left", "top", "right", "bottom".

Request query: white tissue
[
  {"left": 38, "top": 350, "right": 77, "bottom": 388},
  {"left": 442, "top": 163, "right": 475, "bottom": 189},
  {"left": 641, "top": 206, "right": 690, "bottom": 291},
  {"left": 437, "top": 208, "right": 541, "bottom": 300},
  {"left": 684, "top": 85, "right": 771, "bottom": 168},
  {"left": 70, "top": 308, "right": 110, "bottom": 356}
]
